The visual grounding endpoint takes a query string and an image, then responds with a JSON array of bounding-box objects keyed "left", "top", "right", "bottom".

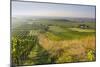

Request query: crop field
[
  {"left": 11, "top": 1, "right": 96, "bottom": 66},
  {"left": 11, "top": 18, "right": 96, "bottom": 66}
]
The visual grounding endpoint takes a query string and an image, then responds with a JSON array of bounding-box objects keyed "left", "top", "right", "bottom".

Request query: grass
[
  {"left": 68, "top": 28, "right": 95, "bottom": 32},
  {"left": 46, "top": 26, "right": 95, "bottom": 41},
  {"left": 12, "top": 19, "right": 96, "bottom": 65},
  {"left": 49, "top": 26, "right": 67, "bottom": 33},
  {"left": 39, "top": 34, "right": 96, "bottom": 63},
  {"left": 38, "top": 25, "right": 96, "bottom": 63}
]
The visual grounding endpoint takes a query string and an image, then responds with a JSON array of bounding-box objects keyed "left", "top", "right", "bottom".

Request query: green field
[
  {"left": 45, "top": 26, "right": 95, "bottom": 40},
  {"left": 11, "top": 19, "right": 96, "bottom": 66}
]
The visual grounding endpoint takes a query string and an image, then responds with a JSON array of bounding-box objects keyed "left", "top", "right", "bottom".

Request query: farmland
[{"left": 11, "top": 17, "right": 96, "bottom": 66}]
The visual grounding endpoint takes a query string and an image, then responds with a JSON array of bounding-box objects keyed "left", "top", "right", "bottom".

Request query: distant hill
[{"left": 12, "top": 16, "right": 96, "bottom": 23}]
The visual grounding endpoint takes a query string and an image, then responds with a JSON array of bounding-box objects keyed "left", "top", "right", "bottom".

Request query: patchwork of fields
[{"left": 11, "top": 19, "right": 96, "bottom": 66}]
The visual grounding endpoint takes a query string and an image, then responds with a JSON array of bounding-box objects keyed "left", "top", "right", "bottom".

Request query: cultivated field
[{"left": 11, "top": 18, "right": 96, "bottom": 66}]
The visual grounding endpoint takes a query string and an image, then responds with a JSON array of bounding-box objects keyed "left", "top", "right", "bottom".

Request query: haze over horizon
[{"left": 12, "top": 1, "right": 95, "bottom": 19}]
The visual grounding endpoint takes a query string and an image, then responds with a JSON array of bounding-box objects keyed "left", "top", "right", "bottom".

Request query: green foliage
[
  {"left": 56, "top": 55, "right": 72, "bottom": 63},
  {"left": 12, "top": 18, "right": 96, "bottom": 66},
  {"left": 87, "top": 50, "right": 95, "bottom": 61},
  {"left": 11, "top": 35, "right": 38, "bottom": 65},
  {"left": 46, "top": 26, "right": 95, "bottom": 41}
]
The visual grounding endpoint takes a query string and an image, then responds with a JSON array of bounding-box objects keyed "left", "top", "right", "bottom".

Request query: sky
[{"left": 12, "top": 1, "right": 96, "bottom": 18}]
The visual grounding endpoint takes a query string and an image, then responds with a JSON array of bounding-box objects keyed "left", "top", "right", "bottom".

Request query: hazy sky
[{"left": 12, "top": 1, "right": 95, "bottom": 18}]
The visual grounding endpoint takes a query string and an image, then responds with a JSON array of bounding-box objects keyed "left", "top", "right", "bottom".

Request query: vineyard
[
  {"left": 12, "top": 29, "right": 52, "bottom": 66},
  {"left": 12, "top": 30, "right": 37, "bottom": 65},
  {"left": 11, "top": 1, "right": 96, "bottom": 66},
  {"left": 11, "top": 18, "right": 96, "bottom": 66}
]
